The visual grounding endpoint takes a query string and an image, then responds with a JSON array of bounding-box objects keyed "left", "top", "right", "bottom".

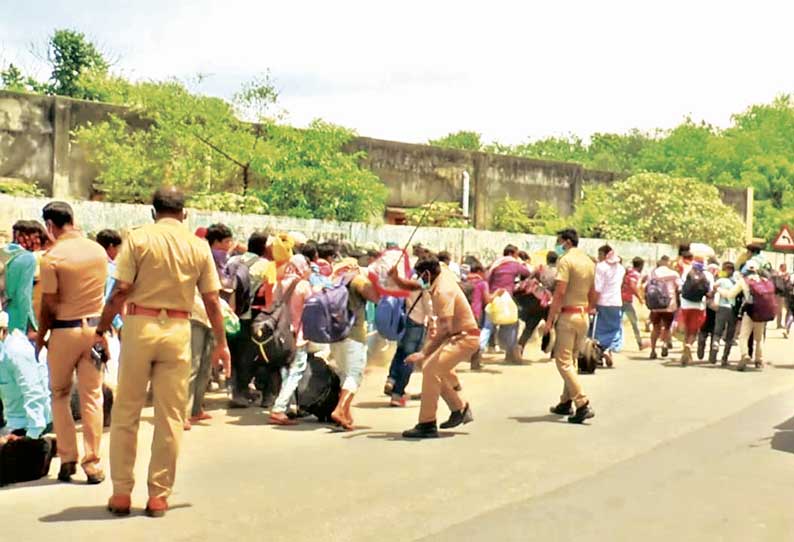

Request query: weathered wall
[
  {"left": 0, "top": 195, "right": 679, "bottom": 266},
  {"left": 0, "top": 92, "right": 54, "bottom": 192},
  {"left": 0, "top": 90, "right": 753, "bottom": 235}
]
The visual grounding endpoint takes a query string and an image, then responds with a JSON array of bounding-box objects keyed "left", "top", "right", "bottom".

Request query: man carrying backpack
[
  {"left": 322, "top": 261, "right": 380, "bottom": 430},
  {"left": 709, "top": 261, "right": 738, "bottom": 366},
  {"left": 678, "top": 256, "right": 714, "bottom": 366},
  {"left": 646, "top": 256, "right": 679, "bottom": 360},
  {"left": 718, "top": 260, "right": 776, "bottom": 370},
  {"left": 269, "top": 255, "right": 314, "bottom": 425},
  {"left": 226, "top": 232, "right": 275, "bottom": 409}
]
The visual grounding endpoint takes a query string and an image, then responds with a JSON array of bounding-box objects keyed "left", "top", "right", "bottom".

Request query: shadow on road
[
  {"left": 341, "top": 430, "right": 467, "bottom": 441},
  {"left": 39, "top": 503, "right": 191, "bottom": 522},
  {"left": 0, "top": 477, "right": 60, "bottom": 491},
  {"left": 354, "top": 401, "right": 418, "bottom": 410},
  {"left": 510, "top": 414, "right": 568, "bottom": 424},
  {"left": 770, "top": 415, "right": 794, "bottom": 454}
]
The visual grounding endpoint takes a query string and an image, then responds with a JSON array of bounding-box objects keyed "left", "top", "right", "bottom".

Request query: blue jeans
[
  {"left": 479, "top": 314, "right": 518, "bottom": 352},
  {"left": 387, "top": 320, "right": 426, "bottom": 396},
  {"left": 272, "top": 346, "right": 308, "bottom": 414}
]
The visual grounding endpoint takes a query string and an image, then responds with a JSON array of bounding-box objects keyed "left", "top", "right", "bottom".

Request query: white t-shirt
[{"left": 595, "top": 260, "right": 625, "bottom": 307}]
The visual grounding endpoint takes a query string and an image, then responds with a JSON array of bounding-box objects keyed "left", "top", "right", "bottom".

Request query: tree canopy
[
  {"left": 71, "top": 73, "right": 387, "bottom": 221},
  {"left": 1, "top": 29, "right": 109, "bottom": 98},
  {"left": 432, "top": 98, "right": 794, "bottom": 245}
]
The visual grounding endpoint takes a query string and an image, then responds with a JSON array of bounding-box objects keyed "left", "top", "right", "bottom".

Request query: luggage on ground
[
  {"left": 295, "top": 354, "right": 341, "bottom": 422},
  {"left": 0, "top": 435, "right": 56, "bottom": 486}
]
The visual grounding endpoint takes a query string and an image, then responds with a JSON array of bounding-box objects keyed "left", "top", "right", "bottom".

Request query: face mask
[
  {"left": 417, "top": 273, "right": 431, "bottom": 290},
  {"left": 554, "top": 244, "right": 566, "bottom": 256}
]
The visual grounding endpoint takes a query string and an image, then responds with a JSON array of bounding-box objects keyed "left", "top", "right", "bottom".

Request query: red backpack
[{"left": 747, "top": 278, "right": 778, "bottom": 322}]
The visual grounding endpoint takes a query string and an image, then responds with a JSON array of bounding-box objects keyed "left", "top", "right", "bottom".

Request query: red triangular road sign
[{"left": 772, "top": 225, "right": 794, "bottom": 250}]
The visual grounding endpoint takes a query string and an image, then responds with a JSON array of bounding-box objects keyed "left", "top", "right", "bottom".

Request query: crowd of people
[{"left": 0, "top": 187, "right": 789, "bottom": 515}]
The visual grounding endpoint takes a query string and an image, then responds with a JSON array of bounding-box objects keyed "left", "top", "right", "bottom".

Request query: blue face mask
[
  {"left": 417, "top": 273, "right": 431, "bottom": 290},
  {"left": 554, "top": 244, "right": 566, "bottom": 256}
]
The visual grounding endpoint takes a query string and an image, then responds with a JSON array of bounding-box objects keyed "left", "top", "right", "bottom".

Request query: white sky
[{"left": 2, "top": 0, "right": 794, "bottom": 145}]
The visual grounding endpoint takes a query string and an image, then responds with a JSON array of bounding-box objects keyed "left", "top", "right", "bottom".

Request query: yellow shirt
[
  {"left": 114, "top": 218, "right": 221, "bottom": 312},
  {"left": 40, "top": 231, "right": 108, "bottom": 320},
  {"left": 556, "top": 247, "right": 595, "bottom": 308}
]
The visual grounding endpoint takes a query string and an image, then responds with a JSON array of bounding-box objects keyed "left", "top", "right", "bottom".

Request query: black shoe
[
  {"left": 649, "top": 350, "right": 658, "bottom": 360},
  {"left": 58, "top": 461, "right": 77, "bottom": 483},
  {"left": 440, "top": 404, "right": 473, "bottom": 429},
  {"left": 697, "top": 343, "right": 705, "bottom": 361},
  {"left": 228, "top": 392, "right": 252, "bottom": 409},
  {"left": 402, "top": 421, "right": 439, "bottom": 439},
  {"left": 568, "top": 402, "right": 595, "bottom": 424},
  {"left": 549, "top": 400, "right": 574, "bottom": 416},
  {"left": 383, "top": 380, "right": 395, "bottom": 396},
  {"left": 661, "top": 346, "right": 669, "bottom": 358},
  {"left": 708, "top": 350, "right": 718, "bottom": 364},
  {"left": 470, "top": 350, "right": 482, "bottom": 371}
]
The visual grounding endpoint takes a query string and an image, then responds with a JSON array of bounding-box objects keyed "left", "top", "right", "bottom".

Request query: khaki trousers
[
  {"left": 739, "top": 317, "right": 765, "bottom": 363},
  {"left": 418, "top": 334, "right": 479, "bottom": 423},
  {"left": 553, "top": 312, "right": 589, "bottom": 408},
  {"left": 110, "top": 315, "right": 191, "bottom": 498},
  {"left": 48, "top": 324, "right": 104, "bottom": 470}
]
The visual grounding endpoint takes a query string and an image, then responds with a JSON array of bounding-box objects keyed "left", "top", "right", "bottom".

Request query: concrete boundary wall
[{"left": 0, "top": 195, "right": 680, "bottom": 264}]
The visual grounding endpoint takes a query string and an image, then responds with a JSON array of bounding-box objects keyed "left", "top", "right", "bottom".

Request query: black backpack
[
  {"left": 250, "top": 279, "right": 299, "bottom": 368},
  {"left": 681, "top": 268, "right": 710, "bottom": 303},
  {"left": 0, "top": 436, "right": 56, "bottom": 486},
  {"left": 295, "top": 353, "right": 342, "bottom": 422},
  {"left": 225, "top": 258, "right": 254, "bottom": 317}
]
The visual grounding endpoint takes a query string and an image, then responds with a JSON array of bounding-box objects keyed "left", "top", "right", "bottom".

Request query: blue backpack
[
  {"left": 302, "top": 275, "right": 356, "bottom": 344},
  {"left": 375, "top": 296, "right": 407, "bottom": 341}
]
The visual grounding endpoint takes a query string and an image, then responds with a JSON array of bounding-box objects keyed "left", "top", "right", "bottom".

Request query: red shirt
[{"left": 621, "top": 268, "right": 640, "bottom": 304}]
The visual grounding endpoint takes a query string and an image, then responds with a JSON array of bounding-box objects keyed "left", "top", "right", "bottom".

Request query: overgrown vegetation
[
  {"left": 432, "top": 96, "right": 794, "bottom": 245},
  {"left": 405, "top": 202, "right": 469, "bottom": 228}
]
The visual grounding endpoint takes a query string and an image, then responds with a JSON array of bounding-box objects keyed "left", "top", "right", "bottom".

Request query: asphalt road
[{"left": 4, "top": 327, "right": 794, "bottom": 542}]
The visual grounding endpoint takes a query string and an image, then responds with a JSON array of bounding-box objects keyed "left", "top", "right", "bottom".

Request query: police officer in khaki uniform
[
  {"left": 95, "top": 187, "right": 230, "bottom": 518},
  {"left": 37, "top": 202, "right": 108, "bottom": 484},
  {"left": 542, "top": 228, "right": 597, "bottom": 424}
]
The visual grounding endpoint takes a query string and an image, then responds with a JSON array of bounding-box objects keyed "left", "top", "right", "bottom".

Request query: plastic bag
[
  {"left": 367, "top": 248, "right": 412, "bottom": 298},
  {"left": 486, "top": 292, "right": 518, "bottom": 325},
  {"left": 221, "top": 299, "right": 241, "bottom": 336}
]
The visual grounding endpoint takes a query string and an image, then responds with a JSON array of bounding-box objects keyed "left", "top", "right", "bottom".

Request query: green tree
[
  {"left": 573, "top": 173, "right": 744, "bottom": 252},
  {"left": 490, "top": 197, "right": 533, "bottom": 233},
  {"left": 47, "top": 29, "right": 109, "bottom": 99},
  {"left": 428, "top": 130, "right": 483, "bottom": 151},
  {"left": 74, "top": 73, "right": 387, "bottom": 221},
  {"left": 0, "top": 63, "right": 49, "bottom": 94}
]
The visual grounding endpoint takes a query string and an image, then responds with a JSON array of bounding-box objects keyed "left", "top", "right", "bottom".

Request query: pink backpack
[{"left": 748, "top": 278, "right": 778, "bottom": 322}]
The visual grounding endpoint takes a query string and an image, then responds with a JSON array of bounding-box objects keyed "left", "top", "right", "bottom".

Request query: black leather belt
[{"left": 52, "top": 317, "right": 101, "bottom": 329}]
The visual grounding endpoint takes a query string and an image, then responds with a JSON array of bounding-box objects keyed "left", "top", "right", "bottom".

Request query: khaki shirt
[
  {"left": 556, "top": 247, "right": 595, "bottom": 308},
  {"left": 114, "top": 218, "right": 221, "bottom": 312},
  {"left": 40, "top": 231, "right": 108, "bottom": 320},
  {"left": 429, "top": 267, "right": 479, "bottom": 335}
]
